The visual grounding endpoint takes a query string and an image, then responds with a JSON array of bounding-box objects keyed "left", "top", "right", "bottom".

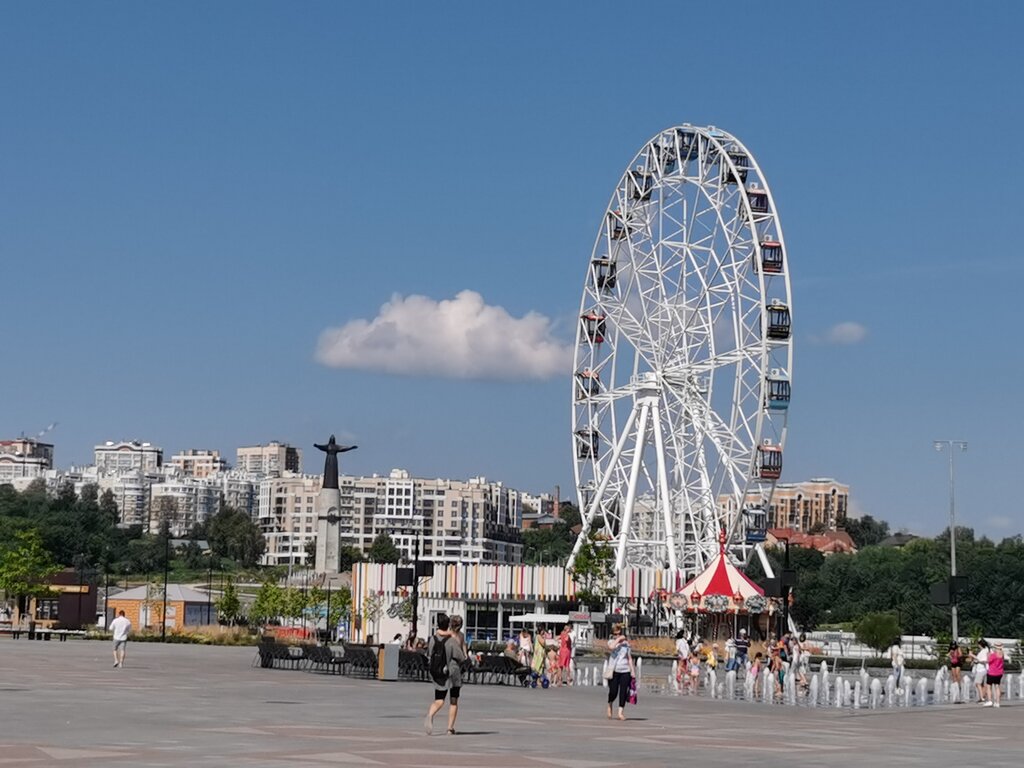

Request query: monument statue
[{"left": 314, "top": 435, "right": 357, "bottom": 489}]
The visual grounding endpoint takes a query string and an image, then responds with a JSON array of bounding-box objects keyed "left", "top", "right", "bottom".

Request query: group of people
[
  {"left": 947, "top": 638, "right": 1007, "bottom": 707},
  {"left": 507, "top": 625, "right": 575, "bottom": 687},
  {"left": 675, "top": 628, "right": 810, "bottom": 697}
]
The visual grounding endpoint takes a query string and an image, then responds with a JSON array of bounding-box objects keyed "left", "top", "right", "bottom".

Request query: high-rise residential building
[
  {"left": 347, "top": 469, "right": 523, "bottom": 565},
  {"left": 98, "top": 472, "right": 154, "bottom": 529},
  {"left": 150, "top": 480, "right": 220, "bottom": 536},
  {"left": 236, "top": 442, "right": 301, "bottom": 476},
  {"left": 95, "top": 441, "right": 163, "bottom": 474},
  {"left": 719, "top": 478, "right": 850, "bottom": 532},
  {"left": 256, "top": 473, "right": 324, "bottom": 566},
  {"left": 0, "top": 438, "right": 54, "bottom": 482},
  {"left": 169, "top": 449, "right": 228, "bottom": 478}
]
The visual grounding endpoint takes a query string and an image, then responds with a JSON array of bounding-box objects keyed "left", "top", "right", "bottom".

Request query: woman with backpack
[{"left": 424, "top": 613, "right": 467, "bottom": 736}]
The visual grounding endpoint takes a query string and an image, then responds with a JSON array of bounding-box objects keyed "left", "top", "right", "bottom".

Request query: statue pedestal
[{"left": 314, "top": 487, "right": 342, "bottom": 573}]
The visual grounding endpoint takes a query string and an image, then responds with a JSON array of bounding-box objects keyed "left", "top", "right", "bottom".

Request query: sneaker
[
  {"left": 113, "top": 662, "right": 119, "bottom": 668},
  {"left": 994, "top": 702, "right": 1001, "bottom": 708},
  {"left": 983, "top": 701, "right": 994, "bottom": 707},
  {"left": 424, "top": 715, "right": 432, "bottom": 735}
]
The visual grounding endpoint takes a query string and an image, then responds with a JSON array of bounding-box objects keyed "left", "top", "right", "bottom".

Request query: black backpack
[{"left": 429, "top": 635, "right": 449, "bottom": 683}]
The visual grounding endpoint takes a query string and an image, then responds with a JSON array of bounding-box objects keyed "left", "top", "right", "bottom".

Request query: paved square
[{"left": 0, "top": 640, "right": 1020, "bottom": 767}]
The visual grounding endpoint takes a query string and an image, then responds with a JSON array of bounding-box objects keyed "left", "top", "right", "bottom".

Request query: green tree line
[{"left": 751, "top": 526, "right": 1024, "bottom": 638}]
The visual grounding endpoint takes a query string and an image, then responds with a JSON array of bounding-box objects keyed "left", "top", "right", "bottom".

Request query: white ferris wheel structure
[{"left": 569, "top": 124, "right": 793, "bottom": 577}]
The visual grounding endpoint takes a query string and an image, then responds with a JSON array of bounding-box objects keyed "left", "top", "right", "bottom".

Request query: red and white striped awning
[{"left": 679, "top": 530, "right": 764, "bottom": 603}]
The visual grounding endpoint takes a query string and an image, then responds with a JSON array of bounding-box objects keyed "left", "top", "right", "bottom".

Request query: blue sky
[{"left": 2, "top": 2, "right": 1021, "bottom": 538}]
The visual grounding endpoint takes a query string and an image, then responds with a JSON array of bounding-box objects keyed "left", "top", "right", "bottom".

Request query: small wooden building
[{"left": 107, "top": 584, "right": 214, "bottom": 632}]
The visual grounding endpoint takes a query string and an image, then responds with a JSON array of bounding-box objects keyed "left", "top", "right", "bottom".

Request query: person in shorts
[
  {"left": 970, "top": 639, "right": 990, "bottom": 704},
  {"left": 424, "top": 613, "right": 466, "bottom": 735},
  {"left": 985, "top": 642, "right": 1005, "bottom": 708},
  {"left": 109, "top": 610, "right": 131, "bottom": 668}
]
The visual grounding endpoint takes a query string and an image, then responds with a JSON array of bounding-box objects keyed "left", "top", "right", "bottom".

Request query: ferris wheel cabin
[
  {"left": 627, "top": 168, "right": 653, "bottom": 201},
  {"left": 747, "top": 185, "right": 769, "bottom": 214},
  {"left": 580, "top": 312, "right": 606, "bottom": 344},
  {"left": 756, "top": 444, "right": 783, "bottom": 480},
  {"left": 722, "top": 148, "right": 750, "bottom": 184},
  {"left": 575, "top": 369, "right": 600, "bottom": 399},
  {"left": 765, "top": 300, "right": 791, "bottom": 340},
  {"left": 758, "top": 240, "right": 784, "bottom": 273},
  {"left": 575, "top": 429, "right": 599, "bottom": 459},
  {"left": 607, "top": 211, "right": 632, "bottom": 241},
  {"left": 591, "top": 258, "right": 617, "bottom": 291},
  {"left": 765, "top": 374, "right": 791, "bottom": 411},
  {"left": 744, "top": 507, "right": 768, "bottom": 543}
]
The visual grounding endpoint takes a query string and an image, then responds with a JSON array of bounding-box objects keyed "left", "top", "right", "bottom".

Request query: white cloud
[
  {"left": 822, "top": 321, "right": 868, "bottom": 345},
  {"left": 315, "top": 290, "right": 573, "bottom": 380}
]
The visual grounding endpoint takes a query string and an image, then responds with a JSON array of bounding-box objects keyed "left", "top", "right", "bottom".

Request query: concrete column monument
[{"left": 313, "top": 435, "right": 357, "bottom": 574}]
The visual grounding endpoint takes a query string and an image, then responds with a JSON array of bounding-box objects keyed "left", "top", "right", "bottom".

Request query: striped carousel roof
[{"left": 679, "top": 531, "right": 764, "bottom": 599}]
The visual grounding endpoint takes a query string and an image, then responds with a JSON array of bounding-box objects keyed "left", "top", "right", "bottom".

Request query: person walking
[
  {"left": 109, "top": 610, "right": 131, "bottom": 668},
  {"left": 555, "top": 624, "right": 573, "bottom": 686},
  {"left": 986, "top": 642, "right": 1005, "bottom": 708},
  {"left": 947, "top": 642, "right": 962, "bottom": 687},
  {"left": 518, "top": 628, "right": 533, "bottom": 667},
  {"left": 970, "top": 639, "right": 990, "bottom": 704},
  {"left": 674, "top": 629, "right": 690, "bottom": 686},
  {"left": 532, "top": 628, "right": 548, "bottom": 683},
  {"left": 889, "top": 637, "right": 906, "bottom": 694},
  {"left": 604, "top": 623, "right": 635, "bottom": 720},
  {"left": 424, "top": 613, "right": 467, "bottom": 735}
]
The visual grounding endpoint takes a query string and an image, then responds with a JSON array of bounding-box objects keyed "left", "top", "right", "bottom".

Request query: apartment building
[
  {"left": 719, "top": 478, "right": 850, "bottom": 532},
  {"left": 169, "top": 449, "right": 228, "bottom": 478},
  {"left": 236, "top": 442, "right": 301, "bottom": 476},
  {"left": 256, "top": 473, "right": 326, "bottom": 566},
  {"left": 347, "top": 470, "right": 523, "bottom": 565},
  {"left": 0, "top": 437, "right": 54, "bottom": 483},
  {"left": 95, "top": 441, "right": 163, "bottom": 474}
]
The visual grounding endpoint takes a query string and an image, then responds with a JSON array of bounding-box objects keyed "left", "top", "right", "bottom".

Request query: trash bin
[{"left": 377, "top": 643, "right": 400, "bottom": 681}]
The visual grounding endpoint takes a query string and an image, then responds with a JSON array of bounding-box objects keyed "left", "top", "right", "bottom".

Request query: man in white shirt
[{"left": 110, "top": 610, "right": 132, "bottom": 668}]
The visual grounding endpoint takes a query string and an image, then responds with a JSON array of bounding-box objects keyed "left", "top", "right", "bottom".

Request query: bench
[
  {"left": 470, "top": 654, "right": 532, "bottom": 686},
  {"left": 398, "top": 650, "right": 429, "bottom": 681},
  {"left": 253, "top": 640, "right": 306, "bottom": 670},
  {"left": 305, "top": 644, "right": 347, "bottom": 675},
  {"left": 341, "top": 645, "right": 379, "bottom": 678}
]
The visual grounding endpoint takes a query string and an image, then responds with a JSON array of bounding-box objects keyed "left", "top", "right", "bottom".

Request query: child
[
  {"left": 687, "top": 650, "right": 701, "bottom": 694},
  {"left": 750, "top": 652, "right": 764, "bottom": 697}
]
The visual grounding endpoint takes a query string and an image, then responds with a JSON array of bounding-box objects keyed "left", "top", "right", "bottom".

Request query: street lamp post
[
  {"left": 934, "top": 439, "right": 967, "bottom": 641},
  {"left": 161, "top": 533, "right": 170, "bottom": 642}
]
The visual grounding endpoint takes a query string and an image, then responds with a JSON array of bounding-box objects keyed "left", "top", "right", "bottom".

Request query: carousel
[{"left": 664, "top": 531, "right": 774, "bottom": 642}]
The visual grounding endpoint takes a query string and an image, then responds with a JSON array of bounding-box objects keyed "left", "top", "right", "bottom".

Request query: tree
[
  {"left": 842, "top": 515, "right": 890, "bottom": 548},
  {"left": 367, "top": 533, "right": 401, "bottom": 564},
  {"left": 339, "top": 545, "right": 364, "bottom": 572},
  {"left": 207, "top": 506, "right": 265, "bottom": 567},
  {"left": 249, "top": 581, "right": 283, "bottom": 626},
  {"left": 328, "top": 585, "right": 352, "bottom": 636},
  {"left": 522, "top": 524, "right": 572, "bottom": 565},
  {"left": 216, "top": 578, "right": 242, "bottom": 626},
  {"left": 98, "top": 489, "right": 119, "bottom": 526},
  {"left": 558, "top": 502, "right": 582, "bottom": 530},
  {"left": 0, "top": 529, "right": 60, "bottom": 621},
  {"left": 361, "top": 592, "right": 384, "bottom": 640},
  {"left": 855, "top": 611, "right": 900, "bottom": 653},
  {"left": 305, "top": 538, "right": 317, "bottom": 567},
  {"left": 569, "top": 531, "right": 617, "bottom": 608},
  {"left": 282, "top": 587, "right": 307, "bottom": 625}
]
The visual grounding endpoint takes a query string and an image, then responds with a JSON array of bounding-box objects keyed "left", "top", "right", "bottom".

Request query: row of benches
[
  {"left": 0, "top": 627, "right": 83, "bottom": 642},
  {"left": 254, "top": 641, "right": 532, "bottom": 686}
]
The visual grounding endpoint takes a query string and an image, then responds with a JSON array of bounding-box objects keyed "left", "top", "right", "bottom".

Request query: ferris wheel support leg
[
  {"left": 616, "top": 399, "right": 652, "bottom": 571},
  {"left": 568, "top": 405, "right": 640, "bottom": 569},
  {"left": 650, "top": 401, "right": 678, "bottom": 572},
  {"left": 754, "top": 543, "right": 775, "bottom": 579}
]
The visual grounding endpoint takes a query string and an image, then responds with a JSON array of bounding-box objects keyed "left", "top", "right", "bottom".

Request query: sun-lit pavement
[{"left": 0, "top": 640, "right": 1020, "bottom": 767}]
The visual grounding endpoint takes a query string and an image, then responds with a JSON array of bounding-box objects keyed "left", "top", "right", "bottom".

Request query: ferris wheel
[{"left": 568, "top": 124, "right": 793, "bottom": 576}]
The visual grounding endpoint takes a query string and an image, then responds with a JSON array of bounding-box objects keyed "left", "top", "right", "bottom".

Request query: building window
[{"left": 35, "top": 599, "right": 60, "bottom": 620}]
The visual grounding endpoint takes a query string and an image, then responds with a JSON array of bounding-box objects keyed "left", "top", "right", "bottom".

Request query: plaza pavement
[{"left": 0, "top": 640, "right": 1020, "bottom": 767}]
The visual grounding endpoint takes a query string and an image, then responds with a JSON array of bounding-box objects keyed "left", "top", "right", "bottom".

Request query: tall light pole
[{"left": 934, "top": 440, "right": 967, "bottom": 640}]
